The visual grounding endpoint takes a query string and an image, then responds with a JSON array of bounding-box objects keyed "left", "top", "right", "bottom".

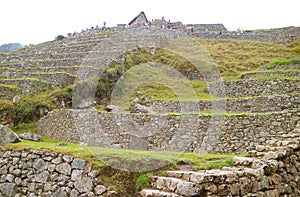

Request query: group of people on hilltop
[{"left": 66, "top": 21, "right": 107, "bottom": 38}]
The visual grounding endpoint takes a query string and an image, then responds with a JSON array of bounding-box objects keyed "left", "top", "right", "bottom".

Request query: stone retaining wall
[
  {"left": 0, "top": 79, "right": 50, "bottom": 95},
  {"left": 194, "top": 31, "right": 299, "bottom": 42},
  {"left": 149, "top": 94, "right": 300, "bottom": 113},
  {"left": 9, "top": 72, "right": 76, "bottom": 88},
  {"left": 0, "top": 148, "right": 107, "bottom": 197},
  {"left": 207, "top": 79, "right": 299, "bottom": 97},
  {"left": 0, "top": 85, "right": 19, "bottom": 99},
  {"left": 241, "top": 71, "right": 300, "bottom": 79},
  {"left": 141, "top": 126, "right": 300, "bottom": 196},
  {"left": 37, "top": 109, "right": 300, "bottom": 154}
]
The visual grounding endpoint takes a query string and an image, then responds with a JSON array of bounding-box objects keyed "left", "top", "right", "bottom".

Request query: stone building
[{"left": 128, "top": 11, "right": 149, "bottom": 27}]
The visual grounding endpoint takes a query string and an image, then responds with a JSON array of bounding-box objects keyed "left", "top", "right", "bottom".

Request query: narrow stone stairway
[{"left": 141, "top": 122, "right": 300, "bottom": 196}]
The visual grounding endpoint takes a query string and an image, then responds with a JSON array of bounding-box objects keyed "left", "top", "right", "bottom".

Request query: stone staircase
[{"left": 141, "top": 123, "right": 300, "bottom": 196}]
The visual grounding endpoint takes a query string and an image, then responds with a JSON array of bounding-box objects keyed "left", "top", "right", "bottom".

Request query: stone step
[
  {"left": 166, "top": 170, "right": 241, "bottom": 184},
  {"left": 140, "top": 189, "right": 180, "bottom": 197},
  {"left": 151, "top": 176, "right": 203, "bottom": 197},
  {"left": 249, "top": 149, "right": 294, "bottom": 160},
  {"left": 220, "top": 166, "right": 264, "bottom": 179},
  {"left": 255, "top": 143, "right": 299, "bottom": 154}
]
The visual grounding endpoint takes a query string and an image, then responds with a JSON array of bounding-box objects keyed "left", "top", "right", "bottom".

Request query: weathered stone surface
[
  {"left": 106, "top": 105, "right": 121, "bottom": 112},
  {"left": 55, "top": 163, "right": 71, "bottom": 175},
  {"left": 72, "top": 158, "right": 86, "bottom": 170},
  {"left": 131, "top": 104, "right": 152, "bottom": 113},
  {"left": 74, "top": 178, "right": 93, "bottom": 193},
  {"left": 35, "top": 171, "right": 50, "bottom": 183},
  {"left": 62, "top": 155, "right": 73, "bottom": 163},
  {"left": 0, "top": 124, "right": 20, "bottom": 145},
  {"left": 37, "top": 109, "right": 300, "bottom": 154},
  {"left": 71, "top": 170, "right": 83, "bottom": 181},
  {"left": 12, "top": 96, "right": 20, "bottom": 103},
  {"left": 94, "top": 185, "right": 106, "bottom": 195},
  {"left": 177, "top": 180, "right": 202, "bottom": 196},
  {"left": 19, "top": 133, "right": 42, "bottom": 142},
  {"left": 263, "top": 152, "right": 279, "bottom": 160},
  {"left": 52, "top": 187, "right": 68, "bottom": 197},
  {"left": 0, "top": 183, "right": 18, "bottom": 197},
  {"left": 70, "top": 189, "right": 80, "bottom": 197},
  {"left": 33, "top": 158, "right": 47, "bottom": 171}
]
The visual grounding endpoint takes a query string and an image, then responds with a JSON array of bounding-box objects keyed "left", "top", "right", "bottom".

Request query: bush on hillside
[{"left": 56, "top": 35, "right": 65, "bottom": 41}]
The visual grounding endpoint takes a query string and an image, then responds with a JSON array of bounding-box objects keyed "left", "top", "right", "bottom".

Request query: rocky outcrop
[
  {"left": 0, "top": 43, "right": 23, "bottom": 53},
  {"left": 19, "top": 133, "right": 42, "bottom": 142},
  {"left": 0, "top": 124, "right": 20, "bottom": 146},
  {"left": 0, "top": 148, "right": 107, "bottom": 196}
]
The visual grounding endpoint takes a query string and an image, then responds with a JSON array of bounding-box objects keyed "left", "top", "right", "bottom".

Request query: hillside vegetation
[{"left": 1, "top": 38, "right": 299, "bottom": 124}]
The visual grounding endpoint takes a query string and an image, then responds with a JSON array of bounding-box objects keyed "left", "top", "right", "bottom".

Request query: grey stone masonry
[
  {"left": 141, "top": 124, "right": 300, "bottom": 196},
  {"left": 37, "top": 109, "right": 300, "bottom": 154},
  {"left": 207, "top": 79, "right": 299, "bottom": 97},
  {"left": 149, "top": 94, "right": 300, "bottom": 113},
  {"left": 0, "top": 148, "right": 107, "bottom": 196}
]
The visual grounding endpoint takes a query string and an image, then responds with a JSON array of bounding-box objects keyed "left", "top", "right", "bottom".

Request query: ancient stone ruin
[{"left": 0, "top": 11, "right": 299, "bottom": 196}]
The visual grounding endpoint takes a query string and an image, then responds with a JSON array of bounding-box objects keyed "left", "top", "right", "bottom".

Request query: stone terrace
[
  {"left": 0, "top": 27, "right": 189, "bottom": 99},
  {"left": 141, "top": 123, "right": 300, "bottom": 196}
]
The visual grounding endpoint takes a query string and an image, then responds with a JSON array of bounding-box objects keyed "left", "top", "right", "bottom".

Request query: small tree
[{"left": 56, "top": 35, "right": 65, "bottom": 41}]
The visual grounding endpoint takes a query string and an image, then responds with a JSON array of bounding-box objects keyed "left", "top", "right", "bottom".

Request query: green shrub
[
  {"left": 56, "top": 35, "right": 65, "bottom": 40},
  {"left": 267, "top": 58, "right": 300, "bottom": 67},
  {"left": 135, "top": 173, "right": 153, "bottom": 190}
]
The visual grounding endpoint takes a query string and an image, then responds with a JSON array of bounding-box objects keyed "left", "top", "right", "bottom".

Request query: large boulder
[
  {"left": 19, "top": 132, "right": 42, "bottom": 142},
  {"left": 131, "top": 104, "right": 152, "bottom": 113},
  {"left": 106, "top": 105, "right": 121, "bottom": 112},
  {"left": 0, "top": 124, "right": 20, "bottom": 146}
]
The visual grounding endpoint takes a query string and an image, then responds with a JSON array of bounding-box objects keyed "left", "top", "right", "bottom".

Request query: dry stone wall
[
  {"left": 149, "top": 94, "right": 300, "bottom": 113},
  {"left": 37, "top": 109, "right": 300, "bottom": 154},
  {"left": 0, "top": 79, "right": 50, "bottom": 97},
  {"left": 241, "top": 71, "right": 300, "bottom": 79},
  {"left": 207, "top": 79, "right": 300, "bottom": 97},
  {"left": 193, "top": 29, "right": 299, "bottom": 42},
  {"left": 0, "top": 148, "right": 107, "bottom": 197},
  {"left": 141, "top": 125, "right": 300, "bottom": 196}
]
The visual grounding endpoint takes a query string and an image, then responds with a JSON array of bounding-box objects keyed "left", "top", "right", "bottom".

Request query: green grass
[
  {"left": 13, "top": 122, "right": 37, "bottom": 134},
  {"left": 0, "top": 99, "right": 14, "bottom": 111},
  {"left": 29, "top": 72, "right": 76, "bottom": 77},
  {"left": 107, "top": 39, "right": 299, "bottom": 104},
  {"left": 110, "top": 62, "right": 221, "bottom": 110},
  {"left": 5, "top": 140, "right": 239, "bottom": 171},
  {"left": 135, "top": 173, "right": 153, "bottom": 190},
  {"left": 5, "top": 121, "right": 241, "bottom": 172},
  {"left": 0, "top": 84, "right": 20, "bottom": 90},
  {"left": 198, "top": 39, "right": 299, "bottom": 77},
  {"left": 0, "top": 77, "right": 50, "bottom": 84},
  {"left": 241, "top": 69, "right": 299, "bottom": 75},
  {"left": 266, "top": 58, "right": 300, "bottom": 67},
  {"left": 2, "top": 85, "right": 73, "bottom": 124},
  {"left": 251, "top": 76, "right": 299, "bottom": 81}
]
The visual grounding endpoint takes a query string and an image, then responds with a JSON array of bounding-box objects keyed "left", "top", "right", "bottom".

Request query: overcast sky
[{"left": 1, "top": 0, "right": 299, "bottom": 46}]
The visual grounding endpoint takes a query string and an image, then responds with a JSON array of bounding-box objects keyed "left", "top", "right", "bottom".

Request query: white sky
[{"left": 1, "top": 0, "right": 299, "bottom": 46}]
